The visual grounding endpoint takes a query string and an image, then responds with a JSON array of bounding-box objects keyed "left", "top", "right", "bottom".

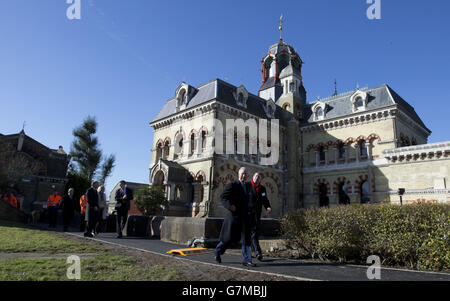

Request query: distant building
[
  {"left": 108, "top": 181, "right": 147, "bottom": 216},
  {"left": 0, "top": 130, "right": 70, "bottom": 213}
]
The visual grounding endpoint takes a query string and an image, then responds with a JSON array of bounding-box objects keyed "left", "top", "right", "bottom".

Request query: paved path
[{"left": 61, "top": 231, "right": 449, "bottom": 281}]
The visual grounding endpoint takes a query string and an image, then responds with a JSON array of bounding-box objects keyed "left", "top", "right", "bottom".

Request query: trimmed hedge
[{"left": 281, "top": 203, "right": 450, "bottom": 271}]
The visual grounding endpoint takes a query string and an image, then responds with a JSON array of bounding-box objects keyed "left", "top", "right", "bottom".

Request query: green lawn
[
  {"left": 0, "top": 220, "right": 104, "bottom": 254},
  {"left": 0, "top": 220, "right": 178, "bottom": 281}
]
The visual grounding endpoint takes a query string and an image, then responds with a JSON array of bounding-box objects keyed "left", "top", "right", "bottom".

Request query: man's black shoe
[
  {"left": 84, "top": 232, "right": 93, "bottom": 238},
  {"left": 117, "top": 235, "right": 122, "bottom": 239},
  {"left": 214, "top": 254, "right": 221, "bottom": 264},
  {"left": 242, "top": 262, "right": 256, "bottom": 267},
  {"left": 256, "top": 254, "right": 264, "bottom": 261}
]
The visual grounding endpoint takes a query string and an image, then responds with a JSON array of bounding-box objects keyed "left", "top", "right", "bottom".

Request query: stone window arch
[
  {"left": 312, "top": 101, "right": 327, "bottom": 121},
  {"left": 360, "top": 140, "right": 368, "bottom": 157},
  {"left": 350, "top": 90, "right": 368, "bottom": 113}
]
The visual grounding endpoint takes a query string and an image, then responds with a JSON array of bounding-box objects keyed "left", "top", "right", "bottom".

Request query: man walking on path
[
  {"left": 250, "top": 172, "right": 272, "bottom": 261},
  {"left": 84, "top": 181, "right": 99, "bottom": 237},
  {"left": 115, "top": 180, "right": 132, "bottom": 238},
  {"left": 214, "top": 167, "right": 257, "bottom": 267}
]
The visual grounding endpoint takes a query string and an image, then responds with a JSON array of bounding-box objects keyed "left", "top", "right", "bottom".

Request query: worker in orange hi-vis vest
[
  {"left": 6, "top": 193, "right": 18, "bottom": 208},
  {"left": 47, "top": 189, "right": 61, "bottom": 228},
  {"left": 79, "top": 194, "right": 87, "bottom": 232}
]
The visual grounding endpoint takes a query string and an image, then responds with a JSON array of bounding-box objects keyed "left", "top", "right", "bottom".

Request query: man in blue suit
[{"left": 115, "top": 180, "right": 133, "bottom": 238}]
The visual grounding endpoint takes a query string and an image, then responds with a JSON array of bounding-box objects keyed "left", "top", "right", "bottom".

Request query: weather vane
[{"left": 279, "top": 14, "right": 283, "bottom": 41}]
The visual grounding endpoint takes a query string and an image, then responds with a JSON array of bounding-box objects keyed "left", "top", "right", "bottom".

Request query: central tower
[{"left": 258, "top": 19, "right": 306, "bottom": 119}]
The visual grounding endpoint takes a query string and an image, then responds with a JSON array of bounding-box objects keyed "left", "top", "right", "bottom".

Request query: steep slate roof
[
  {"left": 151, "top": 79, "right": 286, "bottom": 126},
  {"left": 303, "top": 84, "right": 430, "bottom": 132}
]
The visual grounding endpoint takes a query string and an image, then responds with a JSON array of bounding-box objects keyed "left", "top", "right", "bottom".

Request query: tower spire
[{"left": 279, "top": 14, "right": 283, "bottom": 41}]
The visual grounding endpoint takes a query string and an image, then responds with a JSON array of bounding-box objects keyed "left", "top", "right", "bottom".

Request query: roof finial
[
  {"left": 333, "top": 79, "right": 338, "bottom": 96},
  {"left": 21, "top": 121, "right": 26, "bottom": 132},
  {"left": 279, "top": 14, "right": 283, "bottom": 41}
]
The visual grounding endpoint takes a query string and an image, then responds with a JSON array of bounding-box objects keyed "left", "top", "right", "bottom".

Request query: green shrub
[
  {"left": 133, "top": 185, "right": 168, "bottom": 216},
  {"left": 281, "top": 203, "right": 450, "bottom": 271}
]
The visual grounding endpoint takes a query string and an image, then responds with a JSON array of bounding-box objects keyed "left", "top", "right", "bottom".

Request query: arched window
[
  {"left": 411, "top": 137, "right": 417, "bottom": 146},
  {"left": 269, "top": 60, "right": 276, "bottom": 77},
  {"left": 156, "top": 142, "right": 163, "bottom": 161},
  {"left": 267, "top": 105, "right": 273, "bottom": 116},
  {"left": 197, "top": 175, "right": 204, "bottom": 203},
  {"left": 289, "top": 81, "right": 294, "bottom": 92},
  {"left": 337, "top": 143, "right": 346, "bottom": 160},
  {"left": 360, "top": 181, "right": 370, "bottom": 204},
  {"left": 237, "top": 93, "right": 244, "bottom": 105},
  {"left": 201, "top": 131, "right": 206, "bottom": 149},
  {"left": 319, "top": 146, "right": 325, "bottom": 162},
  {"left": 190, "top": 133, "right": 195, "bottom": 155},
  {"left": 318, "top": 184, "right": 329, "bottom": 207},
  {"left": 360, "top": 141, "right": 368, "bottom": 157},
  {"left": 316, "top": 107, "right": 323, "bottom": 119},
  {"left": 355, "top": 96, "right": 364, "bottom": 110},
  {"left": 282, "top": 103, "right": 291, "bottom": 110},
  {"left": 164, "top": 140, "right": 170, "bottom": 158},
  {"left": 179, "top": 89, "right": 187, "bottom": 105}
]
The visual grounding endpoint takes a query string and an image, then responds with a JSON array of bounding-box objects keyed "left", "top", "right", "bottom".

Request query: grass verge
[{"left": 0, "top": 220, "right": 178, "bottom": 281}]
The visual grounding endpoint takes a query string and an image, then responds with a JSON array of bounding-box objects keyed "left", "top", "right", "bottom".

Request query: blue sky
[{"left": 1, "top": 0, "right": 449, "bottom": 197}]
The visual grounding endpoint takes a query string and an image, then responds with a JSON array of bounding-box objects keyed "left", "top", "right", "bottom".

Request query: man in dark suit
[
  {"left": 115, "top": 180, "right": 132, "bottom": 238},
  {"left": 60, "top": 188, "right": 76, "bottom": 232},
  {"left": 250, "top": 172, "right": 272, "bottom": 261},
  {"left": 84, "top": 181, "right": 99, "bottom": 237},
  {"left": 214, "top": 167, "right": 257, "bottom": 267}
]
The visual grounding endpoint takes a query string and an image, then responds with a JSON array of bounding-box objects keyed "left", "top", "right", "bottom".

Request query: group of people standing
[
  {"left": 214, "top": 167, "right": 272, "bottom": 268},
  {"left": 46, "top": 183, "right": 108, "bottom": 233},
  {"left": 82, "top": 181, "right": 108, "bottom": 237},
  {"left": 83, "top": 180, "right": 132, "bottom": 238}
]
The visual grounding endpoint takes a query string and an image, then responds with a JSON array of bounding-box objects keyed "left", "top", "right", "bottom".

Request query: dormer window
[
  {"left": 312, "top": 101, "right": 327, "bottom": 121},
  {"left": 175, "top": 82, "right": 198, "bottom": 112},
  {"left": 316, "top": 107, "right": 323, "bottom": 118},
  {"left": 233, "top": 85, "right": 248, "bottom": 108},
  {"left": 265, "top": 98, "right": 276, "bottom": 118},
  {"left": 179, "top": 89, "right": 187, "bottom": 105},
  {"left": 355, "top": 96, "right": 363, "bottom": 109},
  {"left": 350, "top": 90, "right": 368, "bottom": 113},
  {"left": 237, "top": 93, "right": 244, "bottom": 105}
]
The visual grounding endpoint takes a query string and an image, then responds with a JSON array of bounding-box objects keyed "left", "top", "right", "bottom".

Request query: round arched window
[
  {"left": 316, "top": 107, "right": 323, "bottom": 117},
  {"left": 355, "top": 96, "right": 364, "bottom": 109}
]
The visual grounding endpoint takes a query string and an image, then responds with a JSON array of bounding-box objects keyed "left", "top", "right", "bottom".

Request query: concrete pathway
[{"left": 62, "top": 231, "right": 449, "bottom": 281}]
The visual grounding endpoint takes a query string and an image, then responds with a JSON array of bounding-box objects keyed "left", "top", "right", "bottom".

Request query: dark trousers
[
  {"left": 251, "top": 223, "right": 262, "bottom": 256},
  {"left": 85, "top": 210, "right": 98, "bottom": 235},
  {"left": 116, "top": 208, "right": 128, "bottom": 236},
  {"left": 63, "top": 211, "right": 74, "bottom": 231},
  {"left": 80, "top": 213, "right": 86, "bottom": 232},
  {"left": 95, "top": 208, "right": 105, "bottom": 234},
  {"left": 48, "top": 207, "right": 58, "bottom": 227},
  {"left": 215, "top": 240, "right": 231, "bottom": 256}
]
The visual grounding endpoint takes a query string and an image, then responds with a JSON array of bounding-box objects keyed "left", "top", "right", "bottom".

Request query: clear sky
[{"left": 1, "top": 0, "right": 449, "bottom": 197}]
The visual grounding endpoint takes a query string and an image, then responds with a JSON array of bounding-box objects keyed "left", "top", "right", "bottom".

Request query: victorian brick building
[
  {"left": 0, "top": 130, "right": 70, "bottom": 213},
  {"left": 148, "top": 35, "right": 450, "bottom": 228}
]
